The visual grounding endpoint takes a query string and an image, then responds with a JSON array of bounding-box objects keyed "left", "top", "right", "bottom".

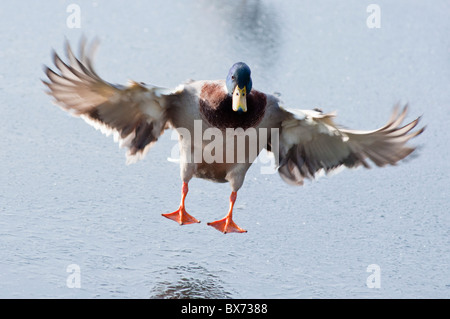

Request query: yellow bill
[{"left": 232, "top": 86, "right": 247, "bottom": 112}]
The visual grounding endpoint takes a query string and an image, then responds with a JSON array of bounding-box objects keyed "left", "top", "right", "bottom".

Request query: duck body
[
  {"left": 166, "top": 79, "right": 282, "bottom": 189},
  {"left": 43, "top": 39, "right": 424, "bottom": 234}
]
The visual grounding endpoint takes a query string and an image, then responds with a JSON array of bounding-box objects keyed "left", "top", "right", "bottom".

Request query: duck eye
[{"left": 231, "top": 76, "right": 235, "bottom": 80}]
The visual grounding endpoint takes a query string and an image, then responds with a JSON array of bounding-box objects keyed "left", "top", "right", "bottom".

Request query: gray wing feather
[
  {"left": 277, "top": 105, "right": 425, "bottom": 185},
  {"left": 43, "top": 39, "right": 182, "bottom": 164}
]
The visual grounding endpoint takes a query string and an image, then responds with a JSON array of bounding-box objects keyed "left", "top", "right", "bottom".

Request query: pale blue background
[{"left": 0, "top": 0, "right": 448, "bottom": 298}]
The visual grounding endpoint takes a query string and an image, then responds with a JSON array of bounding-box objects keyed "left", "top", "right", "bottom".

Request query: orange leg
[
  {"left": 162, "top": 182, "right": 200, "bottom": 225},
  {"left": 207, "top": 191, "right": 247, "bottom": 234}
]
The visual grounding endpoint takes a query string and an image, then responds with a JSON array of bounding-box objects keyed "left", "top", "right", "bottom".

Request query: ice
[{"left": 0, "top": 0, "right": 448, "bottom": 298}]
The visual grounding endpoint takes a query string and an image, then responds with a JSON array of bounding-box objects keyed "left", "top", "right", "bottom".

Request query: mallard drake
[{"left": 43, "top": 39, "right": 424, "bottom": 234}]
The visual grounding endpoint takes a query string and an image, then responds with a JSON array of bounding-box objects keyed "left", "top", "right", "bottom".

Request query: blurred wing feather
[
  {"left": 43, "top": 39, "right": 182, "bottom": 164},
  {"left": 277, "top": 105, "right": 425, "bottom": 185}
]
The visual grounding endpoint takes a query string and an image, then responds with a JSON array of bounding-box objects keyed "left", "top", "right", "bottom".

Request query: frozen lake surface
[{"left": 0, "top": 1, "right": 449, "bottom": 298}]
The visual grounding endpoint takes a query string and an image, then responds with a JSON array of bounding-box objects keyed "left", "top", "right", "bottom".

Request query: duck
[{"left": 43, "top": 39, "right": 424, "bottom": 234}]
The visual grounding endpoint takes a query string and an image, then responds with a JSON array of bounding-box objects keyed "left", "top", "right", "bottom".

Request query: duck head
[{"left": 226, "top": 62, "right": 252, "bottom": 113}]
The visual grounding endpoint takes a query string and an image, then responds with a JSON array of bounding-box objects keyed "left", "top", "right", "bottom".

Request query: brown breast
[{"left": 199, "top": 83, "right": 267, "bottom": 130}]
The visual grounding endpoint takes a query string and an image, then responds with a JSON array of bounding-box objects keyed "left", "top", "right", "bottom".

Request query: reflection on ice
[
  {"left": 194, "top": 0, "right": 282, "bottom": 74},
  {"left": 150, "top": 264, "right": 232, "bottom": 299}
]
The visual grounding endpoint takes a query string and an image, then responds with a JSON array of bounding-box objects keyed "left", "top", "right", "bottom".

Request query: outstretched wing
[
  {"left": 277, "top": 105, "right": 425, "bottom": 185},
  {"left": 43, "top": 39, "right": 183, "bottom": 164}
]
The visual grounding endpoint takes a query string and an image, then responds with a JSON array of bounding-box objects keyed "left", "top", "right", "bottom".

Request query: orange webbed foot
[
  {"left": 207, "top": 191, "right": 247, "bottom": 234},
  {"left": 207, "top": 216, "right": 247, "bottom": 234},
  {"left": 162, "top": 182, "right": 200, "bottom": 225},
  {"left": 162, "top": 206, "right": 200, "bottom": 225}
]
